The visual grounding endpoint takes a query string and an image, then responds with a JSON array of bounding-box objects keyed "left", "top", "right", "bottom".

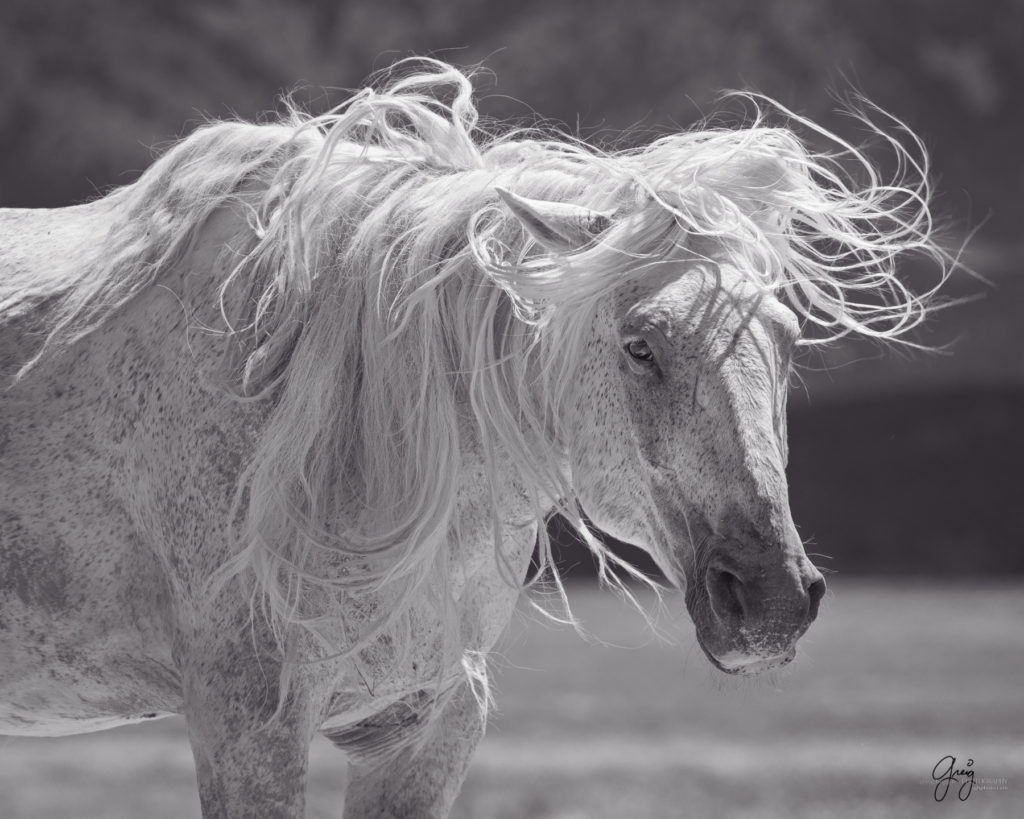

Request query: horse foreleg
[
  {"left": 335, "top": 681, "right": 486, "bottom": 819},
  {"left": 183, "top": 659, "right": 321, "bottom": 819}
]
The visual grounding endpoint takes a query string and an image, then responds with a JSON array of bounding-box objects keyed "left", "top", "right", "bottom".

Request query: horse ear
[{"left": 495, "top": 187, "right": 614, "bottom": 253}]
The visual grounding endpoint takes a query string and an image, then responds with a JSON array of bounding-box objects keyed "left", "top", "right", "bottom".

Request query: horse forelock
[{"left": 13, "top": 59, "right": 957, "bottom": 722}]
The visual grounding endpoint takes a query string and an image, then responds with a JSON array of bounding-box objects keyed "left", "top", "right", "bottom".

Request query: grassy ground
[{"left": 2, "top": 579, "right": 1023, "bottom": 818}]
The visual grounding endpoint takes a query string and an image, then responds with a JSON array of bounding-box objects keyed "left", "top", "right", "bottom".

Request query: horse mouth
[{"left": 705, "top": 646, "right": 797, "bottom": 676}]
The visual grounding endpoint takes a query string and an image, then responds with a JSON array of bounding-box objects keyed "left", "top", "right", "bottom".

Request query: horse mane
[{"left": 10, "top": 59, "right": 953, "bottom": 709}]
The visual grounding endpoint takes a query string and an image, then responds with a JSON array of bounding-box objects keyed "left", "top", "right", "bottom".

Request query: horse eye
[{"left": 626, "top": 338, "right": 655, "bottom": 362}]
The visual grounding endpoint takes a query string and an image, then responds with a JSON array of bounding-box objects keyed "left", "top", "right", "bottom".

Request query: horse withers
[{"left": 0, "top": 61, "right": 949, "bottom": 817}]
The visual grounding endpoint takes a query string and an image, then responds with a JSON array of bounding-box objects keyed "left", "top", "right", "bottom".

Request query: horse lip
[{"left": 704, "top": 646, "right": 797, "bottom": 676}]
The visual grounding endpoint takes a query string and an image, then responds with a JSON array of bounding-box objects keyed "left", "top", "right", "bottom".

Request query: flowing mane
[{"left": 5, "top": 59, "right": 952, "bottom": 688}]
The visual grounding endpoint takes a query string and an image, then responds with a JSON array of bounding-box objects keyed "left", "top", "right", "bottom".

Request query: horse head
[{"left": 500, "top": 189, "right": 825, "bottom": 675}]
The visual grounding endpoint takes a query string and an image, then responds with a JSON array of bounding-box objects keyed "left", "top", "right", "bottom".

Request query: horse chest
[{"left": 320, "top": 513, "right": 537, "bottom": 732}]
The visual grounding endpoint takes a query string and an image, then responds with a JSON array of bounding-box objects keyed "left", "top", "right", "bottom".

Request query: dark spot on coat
[{"left": 0, "top": 512, "right": 71, "bottom": 611}]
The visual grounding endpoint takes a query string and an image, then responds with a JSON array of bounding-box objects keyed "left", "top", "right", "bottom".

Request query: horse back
[{"left": 0, "top": 200, "right": 123, "bottom": 379}]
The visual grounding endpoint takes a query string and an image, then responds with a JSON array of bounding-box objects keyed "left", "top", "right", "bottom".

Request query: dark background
[{"left": 3, "top": 0, "right": 1022, "bottom": 576}]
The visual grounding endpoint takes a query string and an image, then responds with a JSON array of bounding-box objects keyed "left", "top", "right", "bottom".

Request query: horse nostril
[
  {"left": 708, "top": 567, "right": 747, "bottom": 623},
  {"left": 806, "top": 576, "right": 826, "bottom": 622}
]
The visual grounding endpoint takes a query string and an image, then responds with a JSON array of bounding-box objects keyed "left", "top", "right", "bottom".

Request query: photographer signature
[{"left": 932, "top": 755, "right": 974, "bottom": 802}]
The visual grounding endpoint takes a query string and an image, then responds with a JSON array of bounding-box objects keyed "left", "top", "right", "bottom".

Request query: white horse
[{"left": 0, "top": 61, "right": 948, "bottom": 817}]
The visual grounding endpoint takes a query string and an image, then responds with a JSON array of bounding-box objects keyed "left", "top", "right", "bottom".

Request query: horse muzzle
[{"left": 687, "top": 538, "right": 826, "bottom": 675}]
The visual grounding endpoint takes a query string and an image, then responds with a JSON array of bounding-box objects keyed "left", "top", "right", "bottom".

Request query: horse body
[
  {"left": 0, "top": 200, "right": 185, "bottom": 734},
  {"left": 0, "top": 61, "right": 948, "bottom": 817},
  {"left": 0, "top": 190, "right": 540, "bottom": 814}
]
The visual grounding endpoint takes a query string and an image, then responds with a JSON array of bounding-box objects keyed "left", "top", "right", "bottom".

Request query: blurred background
[{"left": 1, "top": 1, "right": 1022, "bottom": 817}]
